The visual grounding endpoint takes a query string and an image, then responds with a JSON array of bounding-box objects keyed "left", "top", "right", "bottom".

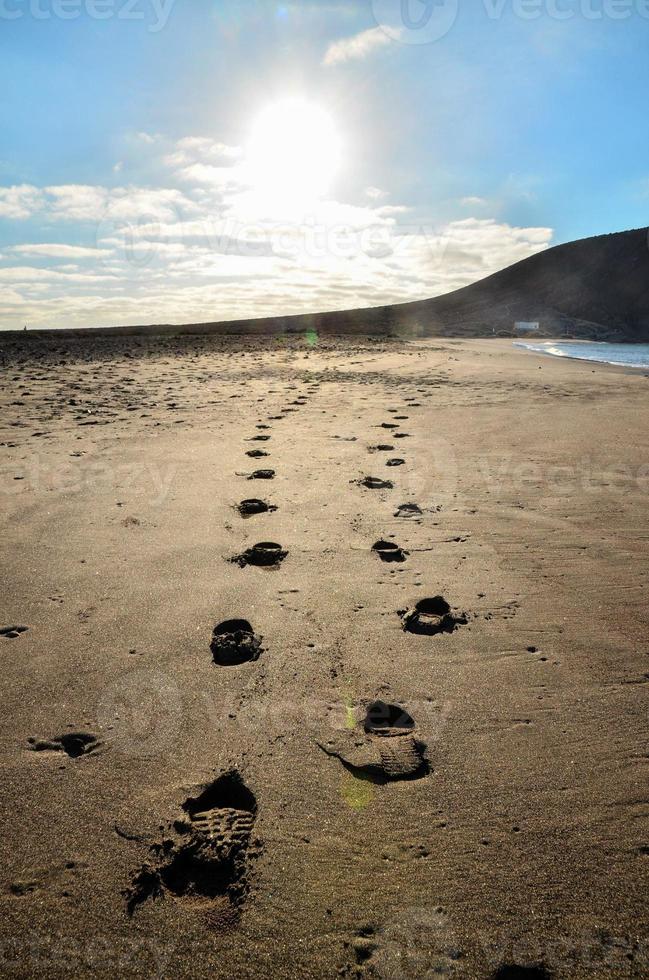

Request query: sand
[{"left": 0, "top": 334, "right": 648, "bottom": 979}]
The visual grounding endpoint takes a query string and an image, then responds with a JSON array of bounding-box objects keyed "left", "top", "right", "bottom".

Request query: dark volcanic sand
[{"left": 0, "top": 333, "right": 648, "bottom": 978}]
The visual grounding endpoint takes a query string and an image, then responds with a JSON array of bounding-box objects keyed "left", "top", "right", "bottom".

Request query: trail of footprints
[
  {"left": 14, "top": 375, "right": 512, "bottom": 970},
  {"left": 123, "top": 383, "right": 316, "bottom": 922},
  {"left": 120, "top": 381, "right": 474, "bottom": 929}
]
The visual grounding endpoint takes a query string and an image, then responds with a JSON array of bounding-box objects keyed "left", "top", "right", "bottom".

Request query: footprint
[
  {"left": 246, "top": 450, "right": 269, "bottom": 459},
  {"left": 27, "top": 732, "right": 101, "bottom": 758},
  {"left": 211, "top": 620, "right": 263, "bottom": 666},
  {"left": 369, "top": 444, "right": 394, "bottom": 453},
  {"left": 364, "top": 700, "right": 415, "bottom": 736},
  {"left": 394, "top": 503, "right": 422, "bottom": 519},
  {"left": 386, "top": 458, "right": 405, "bottom": 467},
  {"left": 380, "top": 422, "right": 399, "bottom": 429},
  {"left": 230, "top": 542, "right": 287, "bottom": 568},
  {"left": 1, "top": 625, "right": 29, "bottom": 639},
  {"left": 318, "top": 702, "right": 428, "bottom": 784},
  {"left": 400, "top": 597, "right": 468, "bottom": 635},
  {"left": 348, "top": 926, "right": 378, "bottom": 967},
  {"left": 237, "top": 499, "right": 276, "bottom": 517},
  {"left": 248, "top": 469, "right": 275, "bottom": 481},
  {"left": 248, "top": 435, "right": 271, "bottom": 442},
  {"left": 372, "top": 540, "right": 407, "bottom": 563},
  {"left": 393, "top": 433, "right": 410, "bottom": 439},
  {"left": 125, "top": 770, "right": 259, "bottom": 925},
  {"left": 357, "top": 477, "right": 393, "bottom": 490}
]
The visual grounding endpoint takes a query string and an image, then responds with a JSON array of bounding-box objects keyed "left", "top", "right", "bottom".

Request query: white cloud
[
  {"left": 365, "top": 186, "right": 388, "bottom": 201},
  {"left": 0, "top": 266, "right": 116, "bottom": 283},
  {"left": 0, "top": 288, "right": 25, "bottom": 307},
  {"left": 8, "top": 244, "right": 111, "bottom": 258},
  {"left": 0, "top": 184, "right": 43, "bottom": 220},
  {"left": 105, "top": 187, "right": 193, "bottom": 221},
  {"left": 323, "top": 27, "right": 396, "bottom": 67},
  {"left": 176, "top": 163, "right": 247, "bottom": 191},
  {"left": 165, "top": 136, "right": 241, "bottom": 169},
  {"left": 44, "top": 184, "right": 109, "bottom": 221},
  {"left": 29, "top": 184, "right": 195, "bottom": 223},
  {"left": 460, "top": 196, "right": 489, "bottom": 208}
]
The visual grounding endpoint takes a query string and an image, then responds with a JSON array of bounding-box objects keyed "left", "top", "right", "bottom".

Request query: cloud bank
[{"left": 0, "top": 134, "right": 553, "bottom": 329}]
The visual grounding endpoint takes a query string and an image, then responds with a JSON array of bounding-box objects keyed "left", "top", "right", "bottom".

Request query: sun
[{"left": 245, "top": 98, "right": 342, "bottom": 214}]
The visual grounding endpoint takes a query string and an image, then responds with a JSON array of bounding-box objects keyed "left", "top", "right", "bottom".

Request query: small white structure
[{"left": 514, "top": 321, "right": 540, "bottom": 334}]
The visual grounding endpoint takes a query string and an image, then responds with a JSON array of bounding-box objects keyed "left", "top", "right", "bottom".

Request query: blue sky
[{"left": 1, "top": 0, "right": 648, "bottom": 328}]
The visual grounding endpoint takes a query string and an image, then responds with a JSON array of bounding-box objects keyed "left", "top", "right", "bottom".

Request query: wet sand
[{"left": 1, "top": 334, "right": 648, "bottom": 979}]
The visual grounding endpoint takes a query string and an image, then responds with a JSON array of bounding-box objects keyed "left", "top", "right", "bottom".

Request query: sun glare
[{"left": 245, "top": 98, "right": 342, "bottom": 214}]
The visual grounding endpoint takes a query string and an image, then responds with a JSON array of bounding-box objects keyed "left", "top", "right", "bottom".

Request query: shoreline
[{"left": 514, "top": 338, "right": 649, "bottom": 371}]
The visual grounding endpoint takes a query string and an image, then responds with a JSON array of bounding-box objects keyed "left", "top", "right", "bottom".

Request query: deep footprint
[
  {"left": 1, "top": 625, "right": 29, "bottom": 639},
  {"left": 318, "top": 701, "right": 428, "bottom": 784},
  {"left": 125, "top": 770, "right": 259, "bottom": 925},
  {"left": 401, "top": 597, "right": 468, "bottom": 635},
  {"left": 395, "top": 503, "right": 422, "bottom": 519},
  {"left": 27, "top": 732, "right": 101, "bottom": 758},
  {"left": 358, "top": 477, "right": 393, "bottom": 490},
  {"left": 237, "top": 499, "right": 276, "bottom": 517},
  {"left": 372, "top": 540, "right": 407, "bottom": 563},
  {"left": 211, "top": 620, "right": 263, "bottom": 666},
  {"left": 230, "top": 542, "right": 287, "bottom": 568},
  {"left": 386, "top": 458, "right": 405, "bottom": 467},
  {"left": 364, "top": 701, "right": 415, "bottom": 736},
  {"left": 248, "top": 469, "right": 275, "bottom": 481},
  {"left": 246, "top": 450, "right": 269, "bottom": 459}
]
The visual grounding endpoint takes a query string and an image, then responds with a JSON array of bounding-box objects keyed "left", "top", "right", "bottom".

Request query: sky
[{"left": 0, "top": 0, "right": 648, "bottom": 330}]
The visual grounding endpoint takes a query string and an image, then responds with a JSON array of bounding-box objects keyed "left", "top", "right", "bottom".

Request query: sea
[{"left": 514, "top": 341, "right": 649, "bottom": 370}]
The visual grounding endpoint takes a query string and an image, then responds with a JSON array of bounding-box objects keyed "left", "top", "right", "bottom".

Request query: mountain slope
[{"left": 418, "top": 225, "right": 649, "bottom": 338}]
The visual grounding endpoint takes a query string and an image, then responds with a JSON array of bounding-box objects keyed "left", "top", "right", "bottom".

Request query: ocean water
[{"left": 514, "top": 340, "right": 649, "bottom": 370}]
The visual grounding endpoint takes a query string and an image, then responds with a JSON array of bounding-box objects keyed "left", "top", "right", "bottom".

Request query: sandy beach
[{"left": 1, "top": 334, "right": 648, "bottom": 979}]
